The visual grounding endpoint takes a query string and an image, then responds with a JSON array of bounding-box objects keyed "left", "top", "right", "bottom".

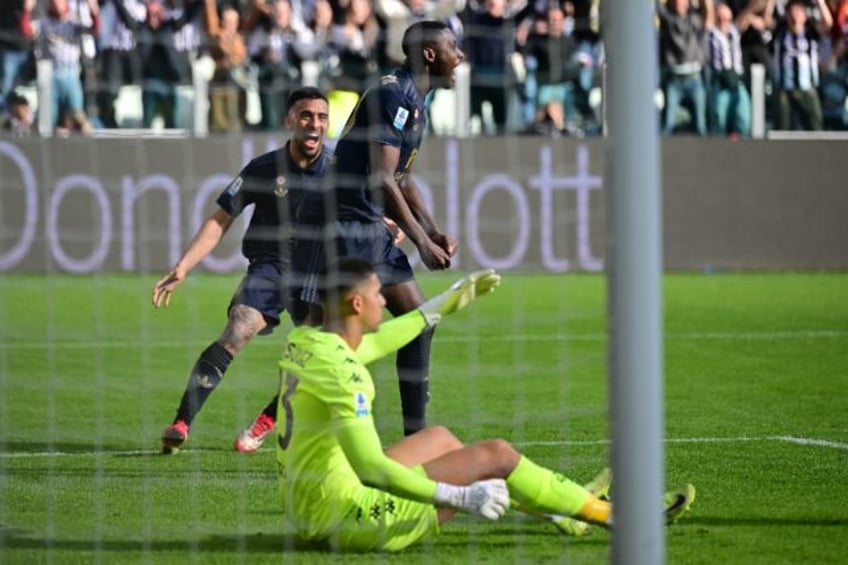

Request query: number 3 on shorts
[{"left": 277, "top": 373, "right": 299, "bottom": 450}]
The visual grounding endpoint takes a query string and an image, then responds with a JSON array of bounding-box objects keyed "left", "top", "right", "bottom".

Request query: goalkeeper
[{"left": 274, "top": 258, "right": 696, "bottom": 551}]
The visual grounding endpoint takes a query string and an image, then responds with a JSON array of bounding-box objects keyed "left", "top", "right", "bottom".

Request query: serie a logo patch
[
  {"left": 354, "top": 391, "right": 369, "bottom": 417},
  {"left": 393, "top": 107, "right": 409, "bottom": 130}
]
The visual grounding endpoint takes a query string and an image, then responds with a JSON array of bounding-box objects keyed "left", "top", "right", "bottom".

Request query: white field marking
[
  {"left": 774, "top": 436, "right": 848, "bottom": 450},
  {"left": 517, "top": 435, "right": 848, "bottom": 451},
  {"left": 1, "top": 330, "right": 846, "bottom": 350},
  {"left": 0, "top": 448, "right": 223, "bottom": 459},
  {"left": 2, "top": 435, "right": 846, "bottom": 459},
  {"left": 517, "top": 436, "right": 767, "bottom": 447}
]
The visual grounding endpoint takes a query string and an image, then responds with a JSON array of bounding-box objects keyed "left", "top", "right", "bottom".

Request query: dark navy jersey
[
  {"left": 324, "top": 65, "right": 428, "bottom": 224},
  {"left": 217, "top": 143, "right": 332, "bottom": 263}
]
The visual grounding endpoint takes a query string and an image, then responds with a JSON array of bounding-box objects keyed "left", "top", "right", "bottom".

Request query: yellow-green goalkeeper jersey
[{"left": 276, "top": 310, "right": 439, "bottom": 540}]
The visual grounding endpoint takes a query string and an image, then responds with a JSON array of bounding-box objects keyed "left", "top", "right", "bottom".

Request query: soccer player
[
  {"left": 274, "top": 258, "right": 697, "bottom": 551},
  {"left": 153, "top": 87, "right": 331, "bottom": 454},
  {"left": 242, "top": 20, "right": 466, "bottom": 445}
]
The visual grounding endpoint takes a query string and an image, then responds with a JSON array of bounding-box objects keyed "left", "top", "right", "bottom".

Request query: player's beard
[
  {"left": 433, "top": 63, "right": 459, "bottom": 90},
  {"left": 296, "top": 137, "right": 321, "bottom": 161}
]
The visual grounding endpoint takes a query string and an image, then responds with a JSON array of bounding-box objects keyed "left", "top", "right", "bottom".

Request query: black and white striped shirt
[
  {"left": 774, "top": 25, "right": 820, "bottom": 91},
  {"left": 708, "top": 25, "right": 744, "bottom": 75},
  {"left": 99, "top": 0, "right": 145, "bottom": 52},
  {"left": 40, "top": 17, "right": 86, "bottom": 71}
]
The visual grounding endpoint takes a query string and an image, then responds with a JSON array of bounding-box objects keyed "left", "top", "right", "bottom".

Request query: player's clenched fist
[
  {"left": 417, "top": 239, "right": 452, "bottom": 271},
  {"left": 431, "top": 232, "right": 458, "bottom": 257}
]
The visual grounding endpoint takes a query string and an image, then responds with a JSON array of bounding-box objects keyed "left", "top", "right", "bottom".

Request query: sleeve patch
[
  {"left": 354, "top": 391, "right": 370, "bottom": 417},
  {"left": 225, "top": 176, "right": 243, "bottom": 196},
  {"left": 392, "top": 107, "right": 409, "bottom": 130}
]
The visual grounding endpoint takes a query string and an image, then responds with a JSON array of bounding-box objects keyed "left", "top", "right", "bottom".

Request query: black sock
[
  {"left": 174, "top": 342, "right": 233, "bottom": 426},
  {"left": 396, "top": 327, "right": 434, "bottom": 436},
  {"left": 260, "top": 395, "right": 278, "bottom": 420}
]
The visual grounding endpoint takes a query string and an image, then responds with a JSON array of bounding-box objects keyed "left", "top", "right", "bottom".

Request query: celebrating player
[
  {"left": 273, "top": 258, "right": 697, "bottom": 551},
  {"left": 153, "top": 87, "right": 331, "bottom": 454},
  {"left": 240, "top": 20, "right": 465, "bottom": 447}
]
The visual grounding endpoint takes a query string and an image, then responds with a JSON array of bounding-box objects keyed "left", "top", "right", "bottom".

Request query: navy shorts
[
  {"left": 228, "top": 260, "right": 289, "bottom": 336},
  {"left": 292, "top": 221, "right": 414, "bottom": 307}
]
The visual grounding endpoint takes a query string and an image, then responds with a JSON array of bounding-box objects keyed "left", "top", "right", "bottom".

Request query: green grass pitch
[{"left": 1, "top": 272, "right": 846, "bottom": 564}]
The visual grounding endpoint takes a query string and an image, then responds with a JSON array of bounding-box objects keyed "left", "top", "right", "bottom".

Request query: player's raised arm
[
  {"left": 354, "top": 269, "right": 501, "bottom": 364},
  {"left": 152, "top": 208, "right": 234, "bottom": 308}
]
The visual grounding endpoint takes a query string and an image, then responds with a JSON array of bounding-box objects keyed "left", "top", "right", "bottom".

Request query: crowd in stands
[{"left": 0, "top": 0, "right": 846, "bottom": 137}]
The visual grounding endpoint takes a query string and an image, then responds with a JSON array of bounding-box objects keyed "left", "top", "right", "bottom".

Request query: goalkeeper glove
[
  {"left": 419, "top": 269, "right": 501, "bottom": 327},
  {"left": 434, "top": 479, "right": 510, "bottom": 521}
]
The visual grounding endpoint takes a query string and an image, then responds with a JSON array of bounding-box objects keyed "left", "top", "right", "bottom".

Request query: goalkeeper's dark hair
[
  {"left": 287, "top": 86, "right": 328, "bottom": 109},
  {"left": 401, "top": 21, "right": 450, "bottom": 59},
  {"left": 317, "top": 258, "right": 377, "bottom": 305}
]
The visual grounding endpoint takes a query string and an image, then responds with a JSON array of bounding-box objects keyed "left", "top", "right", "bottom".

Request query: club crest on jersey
[
  {"left": 393, "top": 107, "right": 409, "bottom": 130},
  {"left": 354, "top": 391, "right": 369, "bottom": 417},
  {"left": 274, "top": 175, "right": 287, "bottom": 197},
  {"left": 225, "top": 176, "right": 243, "bottom": 196}
]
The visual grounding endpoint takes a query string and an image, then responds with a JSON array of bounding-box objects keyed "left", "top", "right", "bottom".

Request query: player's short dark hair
[
  {"left": 401, "top": 21, "right": 451, "bottom": 59},
  {"left": 317, "top": 258, "right": 377, "bottom": 304},
  {"left": 286, "top": 86, "right": 327, "bottom": 110}
]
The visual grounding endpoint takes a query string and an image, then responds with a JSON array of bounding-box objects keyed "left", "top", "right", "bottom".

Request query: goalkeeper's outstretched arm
[{"left": 354, "top": 269, "right": 502, "bottom": 365}]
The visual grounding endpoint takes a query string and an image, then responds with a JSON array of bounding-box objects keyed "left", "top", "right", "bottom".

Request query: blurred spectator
[
  {"left": 297, "top": 0, "right": 340, "bottom": 91},
  {"left": 246, "top": 0, "right": 305, "bottom": 129},
  {"left": 374, "top": 0, "right": 467, "bottom": 68},
  {"left": 286, "top": 0, "right": 315, "bottom": 30},
  {"left": 69, "top": 0, "right": 99, "bottom": 122},
  {"left": 572, "top": 0, "right": 603, "bottom": 133},
  {"left": 205, "top": 0, "right": 250, "bottom": 132},
  {"left": 820, "top": 0, "right": 848, "bottom": 127},
  {"left": 772, "top": 0, "right": 832, "bottom": 130},
  {"left": 513, "top": 0, "right": 549, "bottom": 129},
  {"left": 330, "top": 0, "right": 380, "bottom": 92},
  {"left": 115, "top": 0, "right": 202, "bottom": 128},
  {"left": 0, "top": 0, "right": 839, "bottom": 138},
  {"left": 831, "top": 0, "right": 848, "bottom": 40},
  {"left": 708, "top": 1, "right": 752, "bottom": 135},
  {"left": 97, "top": 0, "right": 146, "bottom": 128},
  {"left": 312, "top": 0, "right": 336, "bottom": 37},
  {"left": 657, "top": 0, "right": 715, "bottom": 136},
  {"left": 0, "top": 0, "right": 36, "bottom": 116},
  {"left": 463, "top": 0, "right": 519, "bottom": 134},
  {"left": 172, "top": 0, "right": 206, "bottom": 61},
  {"left": 39, "top": 0, "right": 100, "bottom": 134},
  {"left": 55, "top": 106, "right": 92, "bottom": 135},
  {"left": 735, "top": 0, "right": 777, "bottom": 83},
  {"left": 827, "top": 0, "right": 848, "bottom": 61},
  {"left": 2, "top": 91, "right": 35, "bottom": 135},
  {"left": 522, "top": 2, "right": 590, "bottom": 136}
]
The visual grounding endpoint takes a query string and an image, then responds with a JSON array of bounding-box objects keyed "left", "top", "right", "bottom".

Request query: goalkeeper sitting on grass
[{"left": 275, "top": 257, "right": 696, "bottom": 552}]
